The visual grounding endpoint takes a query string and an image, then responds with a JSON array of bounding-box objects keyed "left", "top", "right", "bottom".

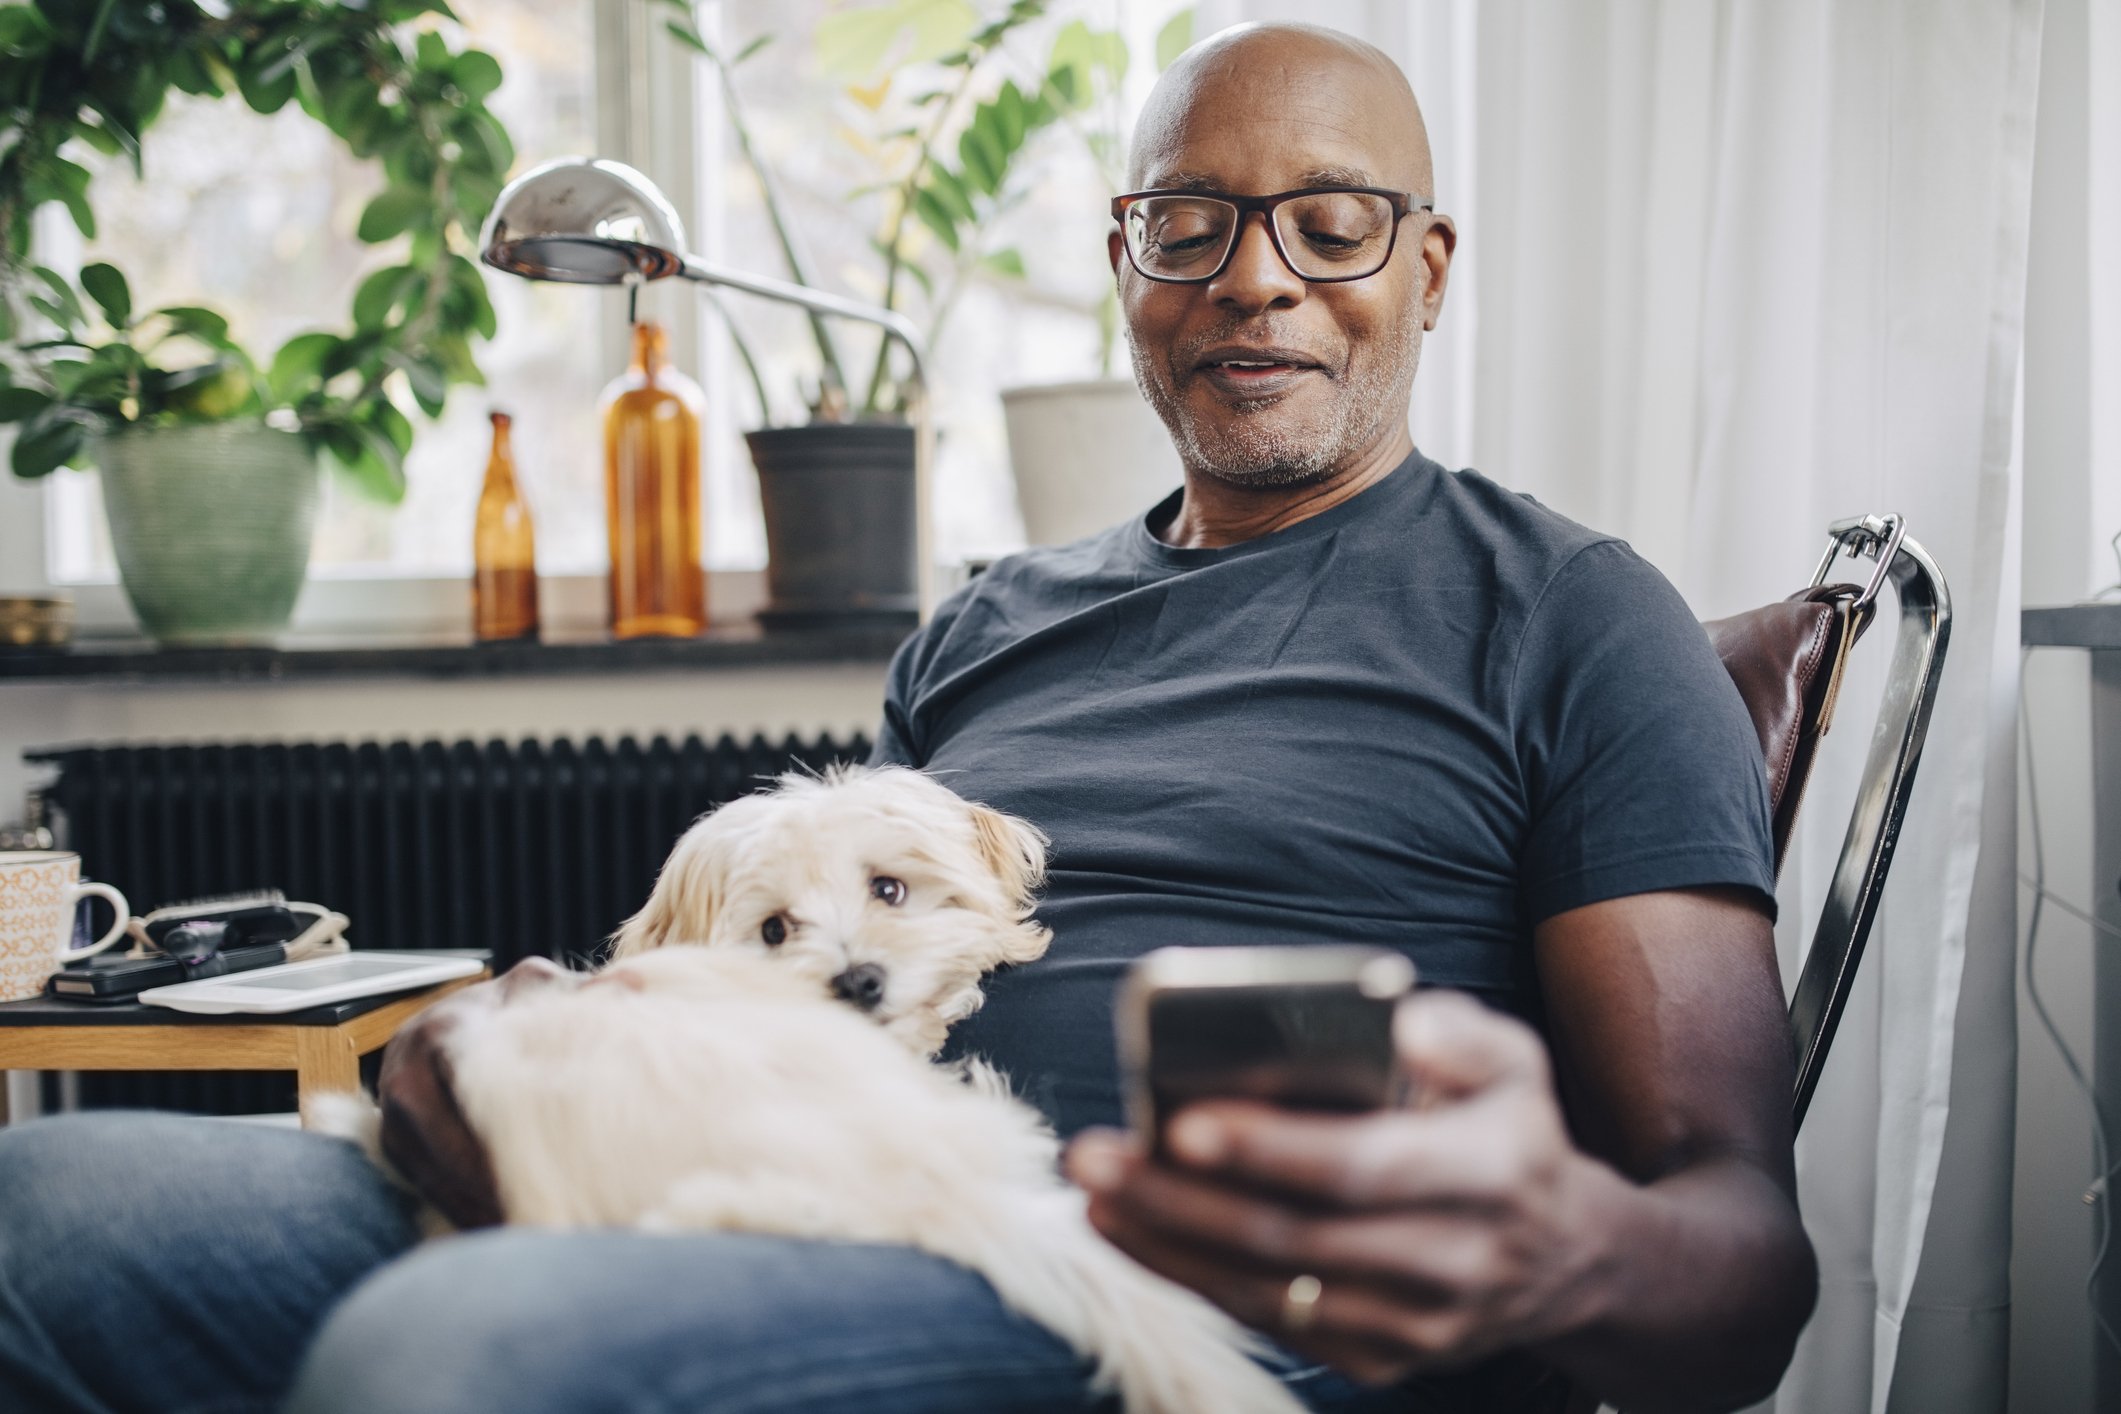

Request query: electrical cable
[
  {"left": 2019, "top": 641, "right": 2121, "bottom": 1361},
  {"left": 2023, "top": 876, "right": 2121, "bottom": 943}
]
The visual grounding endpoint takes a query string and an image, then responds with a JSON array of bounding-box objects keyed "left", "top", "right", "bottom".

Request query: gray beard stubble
[{"left": 1128, "top": 301, "right": 1424, "bottom": 489}]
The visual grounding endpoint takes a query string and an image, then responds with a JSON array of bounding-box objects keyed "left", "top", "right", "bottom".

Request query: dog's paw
[{"left": 306, "top": 1090, "right": 383, "bottom": 1150}]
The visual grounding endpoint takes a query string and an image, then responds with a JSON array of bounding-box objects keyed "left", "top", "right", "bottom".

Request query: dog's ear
[
  {"left": 995, "top": 919, "right": 1052, "bottom": 966},
  {"left": 967, "top": 804, "right": 1049, "bottom": 914},
  {"left": 607, "top": 889, "right": 672, "bottom": 960},
  {"left": 608, "top": 825, "right": 721, "bottom": 959}
]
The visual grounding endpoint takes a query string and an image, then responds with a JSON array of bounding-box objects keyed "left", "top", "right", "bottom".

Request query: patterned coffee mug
[{"left": 0, "top": 852, "right": 130, "bottom": 1003}]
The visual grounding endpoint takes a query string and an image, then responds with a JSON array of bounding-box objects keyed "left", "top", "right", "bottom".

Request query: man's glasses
[{"left": 1111, "top": 186, "right": 1430, "bottom": 285}]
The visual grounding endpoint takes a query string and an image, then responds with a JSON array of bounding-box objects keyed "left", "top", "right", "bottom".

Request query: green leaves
[
  {"left": 392, "top": 352, "right": 448, "bottom": 416},
  {"left": 814, "top": 0, "right": 978, "bottom": 82},
  {"left": 455, "top": 109, "right": 513, "bottom": 180},
  {"left": 1155, "top": 9, "right": 1195, "bottom": 72},
  {"left": 450, "top": 50, "right": 503, "bottom": 102},
  {"left": 154, "top": 306, "right": 235, "bottom": 349},
  {"left": 956, "top": 115, "right": 1004, "bottom": 196},
  {"left": 357, "top": 186, "right": 431, "bottom": 243},
  {"left": 908, "top": 70, "right": 1063, "bottom": 261},
  {"left": 910, "top": 186, "right": 961, "bottom": 252},
  {"left": 2, "top": 3, "right": 510, "bottom": 502},
  {"left": 312, "top": 411, "right": 409, "bottom": 504},
  {"left": 25, "top": 155, "right": 96, "bottom": 239},
  {"left": 443, "top": 255, "right": 497, "bottom": 341},
  {"left": 236, "top": 42, "right": 300, "bottom": 114},
  {"left": 11, "top": 414, "right": 87, "bottom": 479},
  {"left": 1047, "top": 19, "right": 1126, "bottom": 113},
  {"left": 353, "top": 264, "right": 424, "bottom": 331},
  {"left": 0, "top": 388, "right": 54, "bottom": 423},
  {"left": 0, "top": 5, "right": 54, "bottom": 58},
  {"left": 80, "top": 263, "right": 129, "bottom": 328},
  {"left": 665, "top": 19, "right": 710, "bottom": 56},
  {"left": 30, "top": 266, "right": 86, "bottom": 333},
  {"left": 268, "top": 332, "right": 344, "bottom": 405}
]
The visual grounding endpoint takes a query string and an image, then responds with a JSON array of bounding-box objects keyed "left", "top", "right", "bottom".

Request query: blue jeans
[{"left": 0, "top": 1113, "right": 1422, "bottom": 1414}]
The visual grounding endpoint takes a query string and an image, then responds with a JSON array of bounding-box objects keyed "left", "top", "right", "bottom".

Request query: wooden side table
[{"left": 0, "top": 954, "right": 491, "bottom": 1127}]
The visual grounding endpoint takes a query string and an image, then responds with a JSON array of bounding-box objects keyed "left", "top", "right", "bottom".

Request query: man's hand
[
  {"left": 1067, "top": 992, "right": 1621, "bottom": 1386},
  {"left": 375, "top": 957, "right": 577, "bottom": 1229},
  {"left": 1070, "top": 891, "right": 1815, "bottom": 1413}
]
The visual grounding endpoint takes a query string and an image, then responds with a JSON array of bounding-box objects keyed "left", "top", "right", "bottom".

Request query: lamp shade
[{"left": 479, "top": 156, "right": 691, "bottom": 284}]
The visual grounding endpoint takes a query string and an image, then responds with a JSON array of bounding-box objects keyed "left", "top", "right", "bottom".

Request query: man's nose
[
  {"left": 1207, "top": 211, "right": 1306, "bottom": 314},
  {"left": 830, "top": 962, "right": 888, "bottom": 1012}
]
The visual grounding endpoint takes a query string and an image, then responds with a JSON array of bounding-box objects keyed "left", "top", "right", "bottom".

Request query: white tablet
[{"left": 140, "top": 951, "right": 486, "bottom": 1015}]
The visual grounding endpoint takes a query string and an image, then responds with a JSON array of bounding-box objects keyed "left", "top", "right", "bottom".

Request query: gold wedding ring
[{"left": 1280, "top": 1273, "right": 1324, "bottom": 1333}]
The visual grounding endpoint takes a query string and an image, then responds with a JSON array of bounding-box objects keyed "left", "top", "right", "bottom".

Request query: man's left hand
[{"left": 1065, "top": 991, "right": 1624, "bottom": 1386}]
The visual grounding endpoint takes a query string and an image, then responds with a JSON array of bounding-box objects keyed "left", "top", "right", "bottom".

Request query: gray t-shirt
[{"left": 875, "top": 452, "right": 1775, "bottom": 1137}]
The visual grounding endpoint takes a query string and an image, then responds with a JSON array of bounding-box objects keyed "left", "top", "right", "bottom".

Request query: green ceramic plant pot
[{"left": 94, "top": 422, "right": 319, "bottom": 645}]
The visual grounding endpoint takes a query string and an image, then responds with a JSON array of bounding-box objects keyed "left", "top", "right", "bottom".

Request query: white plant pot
[{"left": 1000, "top": 377, "right": 1182, "bottom": 547}]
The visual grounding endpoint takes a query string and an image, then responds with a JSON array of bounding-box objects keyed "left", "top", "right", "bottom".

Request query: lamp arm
[
  {"left": 675, "top": 256, "right": 938, "bottom": 622},
  {"left": 677, "top": 257, "right": 926, "bottom": 388}
]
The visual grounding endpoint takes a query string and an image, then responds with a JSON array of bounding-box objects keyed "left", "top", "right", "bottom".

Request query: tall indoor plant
[
  {"left": 0, "top": 0, "right": 508, "bottom": 643},
  {"left": 650, "top": 0, "right": 1128, "bottom": 620}
]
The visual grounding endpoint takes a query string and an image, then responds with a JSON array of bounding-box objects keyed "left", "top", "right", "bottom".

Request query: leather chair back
[{"left": 1702, "top": 584, "right": 1876, "bottom": 873}]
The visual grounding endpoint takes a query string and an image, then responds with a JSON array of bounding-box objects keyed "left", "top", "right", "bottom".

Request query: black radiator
[{"left": 28, "top": 731, "right": 871, "bottom": 1114}]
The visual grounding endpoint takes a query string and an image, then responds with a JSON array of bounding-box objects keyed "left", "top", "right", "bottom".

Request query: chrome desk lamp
[{"left": 478, "top": 156, "right": 937, "bottom": 620}]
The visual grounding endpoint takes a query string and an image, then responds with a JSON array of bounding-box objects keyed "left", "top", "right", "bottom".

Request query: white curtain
[{"left": 1209, "top": 2, "right": 2040, "bottom": 1408}]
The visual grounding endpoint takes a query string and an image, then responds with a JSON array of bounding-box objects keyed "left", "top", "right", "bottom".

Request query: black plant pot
[{"left": 746, "top": 422, "right": 919, "bottom": 630}]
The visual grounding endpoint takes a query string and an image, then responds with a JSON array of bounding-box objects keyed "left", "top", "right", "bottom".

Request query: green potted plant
[
  {"left": 651, "top": 0, "right": 1128, "bottom": 622},
  {"left": 0, "top": 0, "right": 509, "bottom": 644}
]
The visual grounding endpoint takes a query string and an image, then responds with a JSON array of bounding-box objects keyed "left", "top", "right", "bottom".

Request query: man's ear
[
  {"left": 967, "top": 804, "right": 1049, "bottom": 915},
  {"left": 1419, "top": 214, "right": 1457, "bottom": 331},
  {"left": 1108, "top": 228, "right": 1124, "bottom": 280}
]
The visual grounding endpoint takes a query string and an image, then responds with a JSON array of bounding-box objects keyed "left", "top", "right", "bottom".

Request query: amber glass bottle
[
  {"left": 472, "top": 411, "right": 539, "bottom": 641},
  {"left": 601, "top": 320, "right": 706, "bottom": 638}
]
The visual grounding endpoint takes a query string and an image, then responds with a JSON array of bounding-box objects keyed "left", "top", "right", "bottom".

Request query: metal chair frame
[{"left": 1786, "top": 515, "right": 1952, "bottom": 1129}]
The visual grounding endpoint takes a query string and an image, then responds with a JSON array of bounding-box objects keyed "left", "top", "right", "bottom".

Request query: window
[
  {"left": 45, "top": 0, "right": 606, "bottom": 584},
  {"left": 36, "top": 1, "right": 1201, "bottom": 603}
]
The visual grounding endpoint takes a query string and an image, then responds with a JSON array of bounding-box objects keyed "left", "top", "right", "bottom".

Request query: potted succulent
[
  {"left": 651, "top": 0, "right": 1130, "bottom": 619},
  {"left": 0, "top": 0, "right": 509, "bottom": 644}
]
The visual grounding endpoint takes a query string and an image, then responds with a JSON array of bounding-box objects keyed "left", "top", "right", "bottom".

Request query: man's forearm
[{"left": 1535, "top": 1153, "right": 1817, "bottom": 1413}]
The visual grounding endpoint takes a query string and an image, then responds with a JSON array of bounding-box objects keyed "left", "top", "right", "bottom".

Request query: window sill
[{"left": 0, "top": 620, "right": 912, "bottom": 685}]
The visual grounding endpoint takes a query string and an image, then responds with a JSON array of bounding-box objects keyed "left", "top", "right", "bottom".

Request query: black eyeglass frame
[{"left": 1110, "top": 186, "right": 1433, "bottom": 285}]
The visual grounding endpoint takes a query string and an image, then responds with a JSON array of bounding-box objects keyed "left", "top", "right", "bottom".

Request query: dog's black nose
[{"left": 831, "top": 962, "right": 888, "bottom": 1012}]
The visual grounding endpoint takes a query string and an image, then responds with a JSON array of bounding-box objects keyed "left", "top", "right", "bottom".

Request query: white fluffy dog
[
  {"left": 337, "top": 767, "right": 1303, "bottom": 1414},
  {"left": 605, "top": 764, "right": 1054, "bottom": 1059}
]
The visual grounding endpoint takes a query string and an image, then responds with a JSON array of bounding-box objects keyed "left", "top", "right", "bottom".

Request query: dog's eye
[
  {"left": 761, "top": 916, "right": 788, "bottom": 946},
  {"left": 870, "top": 876, "right": 908, "bottom": 907}
]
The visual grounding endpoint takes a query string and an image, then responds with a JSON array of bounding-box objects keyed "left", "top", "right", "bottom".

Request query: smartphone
[{"left": 1117, "top": 945, "right": 1417, "bottom": 1152}]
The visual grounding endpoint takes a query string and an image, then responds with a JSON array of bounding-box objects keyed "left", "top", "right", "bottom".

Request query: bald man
[{"left": 0, "top": 22, "right": 1812, "bottom": 1414}]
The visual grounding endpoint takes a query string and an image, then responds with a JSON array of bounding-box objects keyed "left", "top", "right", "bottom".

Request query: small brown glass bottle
[
  {"left": 601, "top": 320, "right": 706, "bottom": 638},
  {"left": 472, "top": 410, "right": 540, "bottom": 642}
]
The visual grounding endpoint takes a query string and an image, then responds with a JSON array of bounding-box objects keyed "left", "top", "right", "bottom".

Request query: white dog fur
[
  {"left": 606, "top": 764, "right": 1054, "bottom": 1059},
  {"left": 328, "top": 767, "right": 1304, "bottom": 1414}
]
